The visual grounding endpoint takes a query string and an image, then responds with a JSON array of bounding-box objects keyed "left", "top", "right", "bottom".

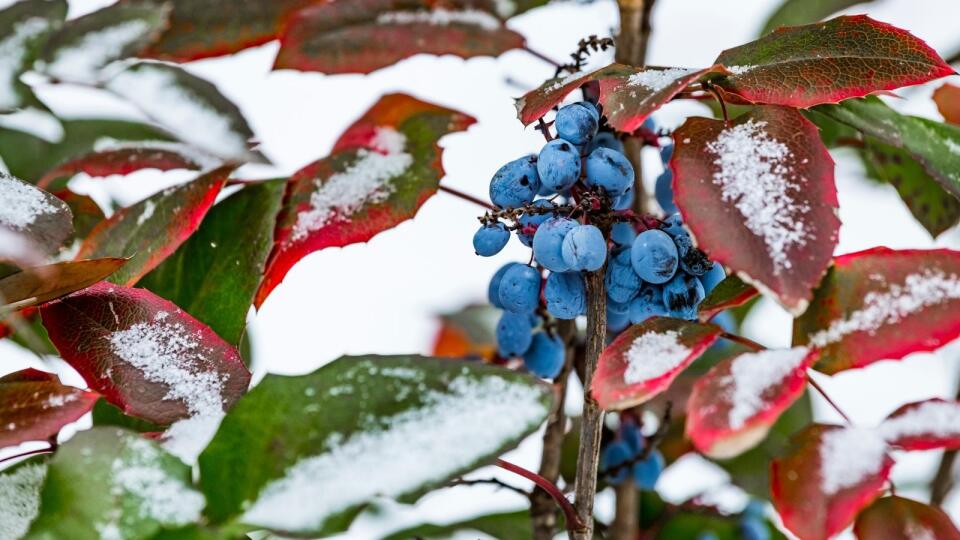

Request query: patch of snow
[
  {"left": 376, "top": 9, "right": 501, "bottom": 31},
  {"left": 0, "top": 462, "right": 47, "bottom": 540},
  {"left": 0, "top": 18, "right": 51, "bottom": 110},
  {"left": 809, "top": 269, "right": 960, "bottom": 347},
  {"left": 623, "top": 330, "right": 691, "bottom": 384},
  {"left": 492, "top": 0, "right": 517, "bottom": 17},
  {"left": 0, "top": 173, "right": 56, "bottom": 230},
  {"left": 136, "top": 200, "right": 156, "bottom": 226},
  {"left": 44, "top": 19, "right": 153, "bottom": 83},
  {"left": 162, "top": 412, "right": 225, "bottom": 464},
  {"left": 819, "top": 427, "right": 888, "bottom": 495},
  {"left": 706, "top": 119, "right": 809, "bottom": 274},
  {"left": 92, "top": 138, "right": 223, "bottom": 169},
  {"left": 944, "top": 138, "right": 960, "bottom": 156},
  {"left": 878, "top": 400, "right": 960, "bottom": 443},
  {"left": 44, "top": 393, "right": 78, "bottom": 409},
  {"left": 726, "top": 65, "right": 755, "bottom": 76},
  {"left": 544, "top": 69, "right": 591, "bottom": 93},
  {"left": 627, "top": 67, "right": 697, "bottom": 92},
  {"left": 241, "top": 375, "right": 547, "bottom": 532},
  {"left": 726, "top": 347, "right": 809, "bottom": 429},
  {"left": 0, "top": 108, "right": 65, "bottom": 143}
]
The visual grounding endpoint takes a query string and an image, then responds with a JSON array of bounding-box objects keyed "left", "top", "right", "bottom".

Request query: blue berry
[
  {"left": 473, "top": 222, "right": 509, "bottom": 256},
  {"left": 661, "top": 213, "right": 686, "bottom": 238},
  {"left": 611, "top": 222, "right": 637, "bottom": 248},
  {"left": 584, "top": 147, "right": 634, "bottom": 197},
  {"left": 537, "top": 138, "right": 582, "bottom": 192},
  {"left": 496, "top": 311, "right": 534, "bottom": 357},
  {"left": 680, "top": 251, "right": 712, "bottom": 277},
  {"left": 612, "top": 189, "right": 634, "bottom": 211},
  {"left": 629, "top": 284, "right": 668, "bottom": 324},
  {"left": 605, "top": 249, "right": 641, "bottom": 303},
  {"left": 740, "top": 517, "right": 771, "bottom": 540},
  {"left": 671, "top": 230, "right": 692, "bottom": 258},
  {"left": 489, "top": 156, "right": 540, "bottom": 208},
  {"left": 601, "top": 441, "right": 632, "bottom": 485},
  {"left": 580, "top": 101, "right": 601, "bottom": 122},
  {"left": 631, "top": 229, "right": 678, "bottom": 284},
  {"left": 588, "top": 131, "right": 624, "bottom": 155},
  {"left": 632, "top": 449, "right": 664, "bottom": 489},
  {"left": 659, "top": 143, "right": 674, "bottom": 163},
  {"left": 523, "top": 332, "right": 565, "bottom": 378},
  {"left": 621, "top": 422, "right": 644, "bottom": 455},
  {"left": 533, "top": 217, "right": 578, "bottom": 272},
  {"left": 498, "top": 264, "right": 541, "bottom": 314},
  {"left": 544, "top": 271, "right": 586, "bottom": 319},
  {"left": 654, "top": 169, "right": 677, "bottom": 214},
  {"left": 743, "top": 500, "right": 766, "bottom": 518},
  {"left": 518, "top": 199, "right": 556, "bottom": 246},
  {"left": 607, "top": 308, "right": 630, "bottom": 333},
  {"left": 662, "top": 272, "right": 705, "bottom": 320},
  {"left": 561, "top": 224, "right": 607, "bottom": 272},
  {"left": 699, "top": 263, "right": 726, "bottom": 295},
  {"left": 608, "top": 298, "right": 630, "bottom": 316},
  {"left": 488, "top": 263, "right": 518, "bottom": 308},
  {"left": 555, "top": 102, "right": 598, "bottom": 144}
]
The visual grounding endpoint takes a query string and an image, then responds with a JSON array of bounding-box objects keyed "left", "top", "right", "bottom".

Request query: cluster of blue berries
[{"left": 599, "top": 418, "right": 664, "bottom": 489}]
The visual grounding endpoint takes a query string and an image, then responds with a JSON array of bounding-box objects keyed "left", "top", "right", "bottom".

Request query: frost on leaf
[
  {"left": 515, "top": 64, "right": 617, "bottom": 125},
  {"left": 672, "top": 105, "right": 839, "bottom": 315},
  {"left": 0, "top": 462, "right": 47, "bottom": 540},
  {"left": 879, "top": 399, "right": 960, "bottom": 451},
  {"left": 0, "top": 0, "right": 65, "bottom": 111},
  {"left": 0, "top": 172, "right": 73, "bottom": 257}
]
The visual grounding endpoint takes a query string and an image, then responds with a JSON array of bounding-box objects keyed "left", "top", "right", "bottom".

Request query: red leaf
[
  {"left": 40, "top": 282, "right": 250, "bottom": 425},
  {"left": 854, "top": 496, "right": 960, "bottom": 540},
  {"left": 255, "top": 94, "right": 474, "bottom": 307},
  {"left": 76, "top": 166, "right": 233, "bottom": 286},
  {"left": 793, "top": 248, "right": 960, "bottom": 374},
  {"left": 38, "top": 143, "right": 214, "bottom": 189},
  {"left": 686, "top": 346, "right": 818, "bottom": 458},
  {"left": 0, "top": 258, "right": 127, "bottom": 311},
  {"left": 515, "top": 65, "right": 616, "bottom": 125},
  {"left": 598, "top": 65, "right": 729, "bottom": 133},
  {"left": 772, "top": 424, "right": 893, "bottom": 540},
  {"left": 672, "top": 105, "right": 839, "bottom": 315},
  {"left": 714, "top": 15, "right": 954, "bottom": 108},
  {"left": 697, "top": 274, "right": 758, "bottom": 322},
  {"left": 933, "top": 83, "right": 960, "bottom": 125},
  {"left": 591, "top": 316, "right": 721, "bottom": 411},
  {"left": 275, "top": 1, "right": 524, "bottom": 75},
  {"left": 0, "top": 369, "right": 99, "bottom": 449},
  {"left": 1, "top": 172, "right": 74, "bottom": 257},
  {"left": 878, "top": 399, "right": 960, "bottom": 451}
]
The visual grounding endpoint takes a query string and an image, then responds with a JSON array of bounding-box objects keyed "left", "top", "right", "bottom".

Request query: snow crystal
[
  {"left": 726, "top": 65, "right": 755, "bottom": 76},
  {"left": 106, "top": 63, "right": 250, "bottom": 162},
  {"left": 92, "top": 138, "right": 222, "bottom": 169},
  {"left": 241, "top": 375, "right": 547, "bottom": 531},
  {"left": 44, "top": 20, "right": 153, "bottom": 83},
  {"left": 809, "top": 269, "right": 960, "bottom": 348},
  {"left": 376, "top": 9, "right": 500, "bottom": 31},
  {"left": 878, "top": 400, "right": 960, "bottom": 443},
  {"left": 44, "top": 393, "right": 78, "bottom": 409},
  {"left": 627, "top": 68, "right": 697, "bottom": 92},
  {"left": 0, "top": 17, "right": 51, "bottom": 110},
  {"left": 0, "top": 462, "right": 47, "bottom": 540},
  {"left": 706, "top": 119, "right": 809, "bottom": 274},
  {"left": 291, "top": 127, "right": 411, "bottom": 241},
  {"left": 725, "top": 347, "right": 809, "bottom": 429},
  {"left": 623, "top": 330, "right": 691, "bottom": 384},
  {"left": 0, "top": 173, "right": 56, "bottom": 231},
  {"left": 819, "top": 427, "right": 888, "bottom": 495}
]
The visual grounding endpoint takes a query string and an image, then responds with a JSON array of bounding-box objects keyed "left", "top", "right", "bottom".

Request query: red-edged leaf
[
  {"left": 1, "top": 172, "right": 73, "bottom": 257},
  {"left": 793, "top": 247, "right": 960, "bottom": 374},
  {"left": 714, "top": 15, "right": 954, "bottom": 108},
  {"left": 76, "top": 166, "right": 233, "bottom": 286},
  {"left": 515, "top": 65, "right": 616, "bottom": 125},
  {"left": 854, "top": 496, "right": 960, "bottom": 540},
  {"left": 672, "top": 105, "right": 839, "bottom": 315},
  {"left": 0, "top": 368, "right": 99, "bottom": 448},
  {"left": 591, "top": 316, "right": 721, "bottom": 411},
  {"left": 0, "top": 258, "right": 126, "bottom": 311},
  {"left": 933, "top": 83, "right": 960, "bottom": 125},
  {"left": 255, "top": 94, "right": 474, "bottom": 307},
  {"left": 38, "top": 143, "right": 215, "bottom": 189},
  {"left": 686, "top": 346, "right": 818, "bottom": 459},
  {"left": 40, "top": 282, "right": 250, "bottom": 425},
  {"left": 772, "top": 424, "right": 893, "bottom": 540},
  {"left": 697, "top": 274, "right": 758, "bottom": 322},
  {"left": 51, "top": 188, "right": 106, "bottom": 243},
  {"left": 877, "top": 399, "right": 960, "bottom": 451},
  {"left": 276, "top": 1, "right": 524, "bottom": 75},
  {"left": 598, "top": 65, "right": 729, "bottom": 133}
]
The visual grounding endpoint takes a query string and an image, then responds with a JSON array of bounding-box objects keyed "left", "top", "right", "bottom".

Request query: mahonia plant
[{"left": 1, "top": 0, "right": 960, "bottom": 539}]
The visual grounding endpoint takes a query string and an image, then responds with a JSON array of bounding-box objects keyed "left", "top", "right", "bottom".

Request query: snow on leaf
[
  {"left": 515, "top": 64, "right": 616, "bottom": 125},
  {"left": 878, "top": 399, "right": 960, "bottom": 451},
  {"left": 0, "top": 0, "right": 65, "bottom": 111},
  {"left": 0, "top": 368, "right": 99, "bottom": 449},
  {"left": 0, "top": 172, "right": 73, "bottom": 257},
  {"left": 855, "top": 496, "right": 960, "bottom": 540},
  {"left": 0, "top": 461, "right": 47, "bottom": 540}
]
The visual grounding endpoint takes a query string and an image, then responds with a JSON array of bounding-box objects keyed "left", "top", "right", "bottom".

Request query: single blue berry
[
  {"left": 518, "top": 199, "right": 556, "bottom": 246},
  {"left": 612, "top": 189, "right": 634, "bottom": 211},
  {"left": 699, "top": 263, "right": 726, "bottom": 295},
  {"left": 680, "top": 251, "right": 712, "bottom": 276},
  {"left": 496, "top": 311, "right": 534, "bottom": 357},
  {"left": 561, "top": 224, "right": 607, "bottom": 272},
  {"left": 584, "top": 147, "right": 634, "bottom": 197},
  {"left": 740, "top": 516, "right": 771, "bottom": 540},
  {"left": 537, "top": 138, "right": 582, "bottom": 193},
  {"left": 607, "top": 298, "right": 630, "bottom": 316},
  {"left": 654, "top": 169, "right": 677, "bottom": 215},
  {"left": 607, "top": 308, "right": 630, "bottom": 333},
  {"left": 545, "top": 271, "right": 586, "bottom": 319},
  {"left": 555, "top": 102, "right": 599, "bottom": 144},
  {"left": 611, "top": 222, "right": 637, "bottom": 248},
  {"left": 601, "top": 441, "right": 632, "bottom": 485},
  {"left": 580, "top": 101, "right": 601, "bottom": 122},
  {"left": 523, "top": 332, "right": 565, "bottom": 378},
  {"left": 588, "top": 131, "right": 624, "bottom": 154},
  {"left": 629, "top": 284, "right": 668, "bottom": 324},
  {"left": 488, "top": 263, "right": 518, "bottom": 309},
  {"left": 631, "top": 229, "right": 678, "bottom": 284},
  {"left": 489, "top": 155, "right": 540, "bottom": 208},
  {"left": 473, "top": 222, "right": 509, "bottom": 256},
  {"left": 672, "top": 230, "right": 692, "bottom": 258},
  {"left": 659, "top": 142, "right": 674, "bottom": 163},
  {"left": 622, "top": 422, "right": 645, "bottom": 455},
  {"left": 632, "top": 449, "right": 664, "bottom": 489},
  {"left": 744, "top": 499, "right": 766, "bottom": 518},
  {"left": 662, "top": 272, "right": 705, "bottom": 320},
  {"left": 661, "top": 213, "right": 686, "bottom": 238},
  {"left": 533, "top": 217, "right": 578, "bottom": 272},
  {"left": 605, "top": 249, "right": 641, "bottom": 303},
  {"left": 498, "top": 264, "right": 541, "bottom": 314}
]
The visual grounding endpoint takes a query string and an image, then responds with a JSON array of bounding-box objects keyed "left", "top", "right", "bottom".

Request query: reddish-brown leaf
[
  {"left": 697, "top": 274, "right": 759, "bottom": 322},
  {"left": 591, "top": 316, "right": 721, "bottom": 411},
  {"left": 793, "top": 247, "right": 960, "bottom": 374},
  {"left": 672, "top": 105, "right": 839, "bottom": 315},
  {"left": 515, "top": 65, "right": 616, "bottom": 125},
  {"left": 686, "top": 346, "right": 818, "bottom": 459},
  {"left": 714, "top": 15, "right": 954, "bottom": 108},
  {"left": 1, "top": 172, "right": 74, "bottom": 257},
  {"left": 933, "top": 83, "right": 960, "bottom": 125},
  {"left": 0, "top": 258, "right": 126, "bottom": 312},
  {"left": 38, "top": 143, "right": 214, "bottom": 189},
  {"left": 76, "top": 166, "right": 233, "bottom": 286},
  {"left": 40, "top": 282, "right": 250, "bottom": 424},
  {"left": 0, "top": 368, "right": 99, "bottom": 448},
  {"left": 854, "top": 496, "right": 960, "bottom": 540},
  {"left": 255, "top": 94, "right": 474, "bottom": 307},
  {"left": 275, "top": 0, "right": 524, "bottom": 75},
  {"left": 598, "top": 64, "right": 728, "bottom": 133},
  {"left": 772, "top": 424, "right": 893, "bottom": 540},
  {"left": 877, "top": 399, "right": 960, "bottom": 451}
]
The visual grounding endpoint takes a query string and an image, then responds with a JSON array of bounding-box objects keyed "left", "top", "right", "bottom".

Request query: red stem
[
  {"left": 439, "top": 185, "right": 495, "bottom": 210},
  {"left": 495, "top": 458, "right": 584, "bottom": 531},
  {"left": 807, "top": 375, "right": 852, "bottom": 424},
  {"left": 719, "top": 332, "right": 764, "bottom": 351}
]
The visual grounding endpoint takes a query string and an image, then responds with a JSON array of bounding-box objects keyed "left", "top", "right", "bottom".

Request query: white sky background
[{"left": 2, "top": 0, "right": 960, "bottom": 538}]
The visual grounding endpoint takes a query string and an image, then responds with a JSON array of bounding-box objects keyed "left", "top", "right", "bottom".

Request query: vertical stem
[
  {"left": 611, "top": 481, "right": 638, "bottom": 538},
  {"left": 572, "top": 269, "right": 607, "bottom": 540},
  {"left": 931, "top": 373, "right": 960, "bottom": 506}
]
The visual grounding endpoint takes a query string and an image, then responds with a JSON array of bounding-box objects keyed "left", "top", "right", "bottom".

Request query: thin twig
[
  {"left": 807, "top": 376, "right": 852, "bottom": 424},
  {"left": 930, "top": 371, "right": 960, "bottom": 506},
  {"left": 496, "top": 458, "right": 584, "bottom": 531},
  {"left": 439, "top": 185, "right": 495, "bottom": 210},
  {"left": 448, "top": 477, "right": 530, "bottom": 498},
  {"left": 719, "top": 332, "right": 764, "bottom": 351},
  {"left": 705, "top": 83, "right": 730, "bottom": 125},
  {"left": 523, "top": 46, "right": 561, "bottom": 67}
]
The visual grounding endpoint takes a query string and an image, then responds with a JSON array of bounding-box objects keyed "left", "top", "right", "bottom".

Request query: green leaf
[
  {"left": 0, "top": 0, "right": 66, "bottom": 111},
  {"left": 861, "top": 138, "right": 960, "bottom": 237},
  {"left": 759, "top": 0, "right": 874, "bottom": 36},
  {"left": 140, "top": 180, "right": 285, "bottom": 345},
  {"left": 816, "top": 96, "right": 960, "bottom": 200},
  {"left": 91, "top": 399, "right": 165, "bottom": 433},
  {"left": 198, "top": 355, "right": 552, "bottom": 536},
  {"left": 0, "top": 456, "right": 49, "bottom": 539},
  {"left": 381, "top": 510, "right": 532, "bottom": 540},
  {"left": 26, "top": 428, "right": 206, "bottom": 540}
]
